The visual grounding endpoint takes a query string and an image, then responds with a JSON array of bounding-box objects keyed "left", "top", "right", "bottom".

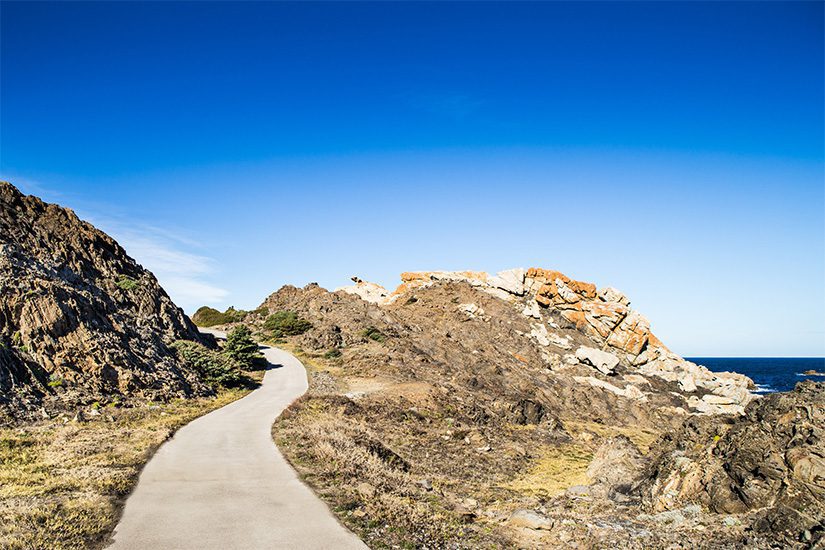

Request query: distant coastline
[{"left": 687, "top": 357, "right": 825, "bottom": 393}]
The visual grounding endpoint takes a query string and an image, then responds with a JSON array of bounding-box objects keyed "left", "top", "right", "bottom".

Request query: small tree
[{"left": 223, "top": 325, "right": 264, "bottom": 370}]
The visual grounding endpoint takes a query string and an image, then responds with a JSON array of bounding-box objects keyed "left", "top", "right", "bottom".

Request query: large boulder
[{"left": 575, "top": 346, "right": 620, "bottom": 375}]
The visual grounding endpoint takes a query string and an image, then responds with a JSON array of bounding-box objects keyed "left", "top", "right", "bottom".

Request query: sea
[{"left": 686, "top": 357, "right": 825, "bottom": 394}]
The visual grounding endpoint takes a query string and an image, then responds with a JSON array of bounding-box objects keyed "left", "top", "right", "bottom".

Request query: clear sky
[{"left": 2, "top": 1, "right": 823, "bottom": 357}]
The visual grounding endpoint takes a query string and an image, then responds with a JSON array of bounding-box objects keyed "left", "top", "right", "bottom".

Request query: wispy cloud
[
  {"left": 109, "top": 226, "right": 229, "bottom": 308},
  {"left": 3, "top": 174, "right": 67, "bottom": 201},
  {"left": 2, "top": 176, "right": 229, "bottom": 312}
]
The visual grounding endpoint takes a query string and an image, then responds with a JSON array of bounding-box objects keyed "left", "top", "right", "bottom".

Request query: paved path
[{"left": 109, "top": 330, "right": 366, "bottom": 549}]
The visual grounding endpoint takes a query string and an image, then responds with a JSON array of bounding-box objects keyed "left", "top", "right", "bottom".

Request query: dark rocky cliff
[{"left": 0, "top": 182, "right": 211, "bottom": 424}]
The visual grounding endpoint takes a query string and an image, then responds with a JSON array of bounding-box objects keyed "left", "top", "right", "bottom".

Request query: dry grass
[
  {"left": 502, "top": 444, "right": 593, "bottom": 499},
  {"left": 563, "top": 420, "right": 661, "bottom": 453},
  {"left": 274, "top": 398, "right": 502, "bottom": 549},
  {"left": 0, "top": 389, "right": 249, "bottom": 549}
]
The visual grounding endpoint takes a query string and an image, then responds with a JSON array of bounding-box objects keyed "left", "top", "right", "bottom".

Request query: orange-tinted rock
[
  {"left": 532, "top": 270, "right": 597, "bottom": 307},
  {"left": 606, "top": 311, "right": 650, "bottom": 356},
  {"left": 400, "top": 271, "right": 489, "bottom": 283},
  {"left": 582, "top": 301, "right": 628, "bottom": 339},
  {"left": 648, "top": 332, "right": 670, "bottom": 353},
  {"left": 559, "top": 309, "right": 588, "bottom": 330}
]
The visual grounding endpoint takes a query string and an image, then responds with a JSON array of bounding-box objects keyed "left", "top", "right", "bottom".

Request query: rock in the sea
[{"left": 575, "top": 346, "right": 620, "bottom": 375}]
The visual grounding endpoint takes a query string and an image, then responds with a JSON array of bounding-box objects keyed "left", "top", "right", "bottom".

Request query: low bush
[
  {"left": 191, "top": 306, "right": 228, "bottom": 327},
  {"left": 360, "top": 326, "right": 386, "bottom": 343},
  {"left": 171, "top": 340, "right": 245, "bottom": 388},
  {"left": 191, "top": 306, "right": 251, "bottom": 327},
  {"left": 264, "top": 310, "right": 312, "bottom": 337},
  {"left": 115, "top": 275, "right": 138, "bottom": 291},
  {"left": 223, "top": 325, "right": 265, "bottom": 370}
]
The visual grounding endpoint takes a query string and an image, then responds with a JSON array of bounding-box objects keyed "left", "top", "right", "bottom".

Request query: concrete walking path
[{"left": 108, "top": 330, "right": 366, "bottom": 549}]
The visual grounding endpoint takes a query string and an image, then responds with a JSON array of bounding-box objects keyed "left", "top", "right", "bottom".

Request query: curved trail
[{"left": 109, "top": 330, "right": 365, "bottom": 549}]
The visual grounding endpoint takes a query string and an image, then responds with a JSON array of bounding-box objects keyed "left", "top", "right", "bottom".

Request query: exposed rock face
[
  {"left": 263, "top": 275, "right": 792, "bottom": 548},
  {"left": 639, "top": 381, "right": 825, "bottom": 548},
  {"left": 334, "top": 277, "right": 389, "bottom": 304},
  {"left": 337, "top": 267, "right": 754, "bottom": 415},
  {"left": 575, "top": 346, "right": 619, "bottom": 375},
  {"left": 0, "top": 182, "right": 210, "bottom": 423},
  {"left": 586, "top": 436, "right": 646, "bottom": 498}
]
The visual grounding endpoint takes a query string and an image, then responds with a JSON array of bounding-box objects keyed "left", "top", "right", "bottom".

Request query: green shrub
[
  {"left": 47, "top": 375, "right": 63, "bottom": 388},
  {"left": 324, "top": 349, "right": 342, "bottom": 359},
  {"left": 223, "top": 307, "right": 248, "bottom": 322},
  {"left": 191, "top": 306, "right": 250, "bottom": 327},
  {"left": 360, "top": 326, "right": 386, "bottom": 343},
  {"left": 116, "top": 275, "right": 139, "bottom": 290},
  {"left": 263, "top": 311, "right": 312, "bottom": 337},
  {"left": 171, "top": 340, "right": 245, "bottom": 388},
  {"left": 191, "top": 306, "right": 230, "bottom": 327},
  {"left": 223, "top": 326, "right": 265, "bottom": 370}
]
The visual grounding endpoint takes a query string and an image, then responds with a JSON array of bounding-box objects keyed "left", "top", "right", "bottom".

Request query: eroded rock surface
[
  {"left": 337, "top": 267, "right": 754, "bottom": 415},
  {"left": 639, "top": 381, "right": 825, "bottom": 547},
  {"left": 255, "top": 270, "right": 818, "bottom": 548},
  {"left": 0, "top": 182, "right": 210, "bottom": 423}
]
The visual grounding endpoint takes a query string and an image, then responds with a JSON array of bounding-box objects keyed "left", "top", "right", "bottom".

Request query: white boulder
[{"left": 575, "top": 346, "right": 620, "bottom": 375}]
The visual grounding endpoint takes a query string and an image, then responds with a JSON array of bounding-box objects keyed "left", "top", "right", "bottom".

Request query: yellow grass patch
[
  {"left": 563, "top": 420, "right": 661, "bottom": 453},
  {"left": 0, "top": 389, "right": 249, "bottom": 549},
  {"left": 503, "top": 444, "right": 594, "bottom": 498}
]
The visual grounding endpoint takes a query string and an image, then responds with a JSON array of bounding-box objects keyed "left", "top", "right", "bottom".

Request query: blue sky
[{"left": 1, "top": 1, "right": 823, "bottom": 356}]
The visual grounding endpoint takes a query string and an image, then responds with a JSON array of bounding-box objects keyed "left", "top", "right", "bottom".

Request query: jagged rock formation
[
  {"left": 258, "top": 275, "right": 803, "bottom": 548},
  {"left": 638, "top": 381, "right": 824, "bottom": 547},
  {"left": 337, "top": 268, "right": 754, "bottom": 415},
  {"left": 0, "top": 182, "right": 211, "bottom": 424}
]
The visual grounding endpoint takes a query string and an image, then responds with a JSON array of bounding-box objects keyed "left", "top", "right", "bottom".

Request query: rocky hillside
[
  {"left": 0, "top": 182, "right": 211, "bottom": 424},
  {"left": 224, "top": 269, "right": 786, "bottom": 548},
  {"left": 274, "top": 268, "right": 754, "bottom": 420}
]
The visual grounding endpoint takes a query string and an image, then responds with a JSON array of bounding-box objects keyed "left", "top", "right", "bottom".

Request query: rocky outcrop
[
  {"left": 334, "top": 277, "right": 389, "bottom": 304},
  {"left": 258, "top": 273, "right": 804, "bottom": 548},
  {"left": 0, "top": 182, "right": 210, "bottom": 423},
  {"left": 575, "top": 346, "right": 619, "bottom": 375},
  {"left": 639, "top": 381, "right": 824, "bottom": 547},
  {"left": 337, "top": 267, "right": 755, "bottom": 415}
]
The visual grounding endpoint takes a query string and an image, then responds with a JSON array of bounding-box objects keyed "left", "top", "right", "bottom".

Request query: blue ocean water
[{"left": 686, "top": 357, "right": 825, "bottom": 393}]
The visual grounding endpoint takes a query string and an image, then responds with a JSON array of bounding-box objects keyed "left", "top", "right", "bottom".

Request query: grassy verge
[
  {"left": 0, "top": 389, "right": 251, "bottom": 549},
  {"left": 274, "top": 397, "right": 498, "bottom": 549}
]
